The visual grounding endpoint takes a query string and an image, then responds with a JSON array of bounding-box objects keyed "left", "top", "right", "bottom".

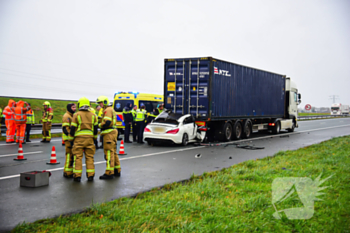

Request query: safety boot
[
  {"left": 114, "top": 169, "right": 121, "bottom": 177},
  {"left": 73, "top": 177, "right": 81, "bottom": 182},
  {"left": 99, "top": 174, "right": 114, "bottom": 180},
  {"left": 63, "top": 174, "right": 73, "bottom": 178},
  {"left": 40, "top": 139, "right": 46, "bottom": 143},
  {"left": 87, "top": 176, "right": 94, "bottom": 182}
]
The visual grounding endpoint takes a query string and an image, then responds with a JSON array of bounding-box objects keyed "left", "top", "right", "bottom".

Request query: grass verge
[
  {"left": 0, "top": 133, "right": 62, "bottom": 141},
  {"left": 13, "top": 136, "right": 350, "bottom": 232},
  {"left": 298, "top": 113, "right": 330, "bottom": 116}
]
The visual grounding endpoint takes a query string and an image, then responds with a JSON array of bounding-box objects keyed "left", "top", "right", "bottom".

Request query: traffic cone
[
  {"left": 47, "top": 146, "right": 60, "bottom": 165},
  {"left": 118, "top": 140, "right": 127, "bottom": 155},
  {"left": 62, "top": 139, "right": 65, "bottom": 146},
  {"left": 14, "top": 143, "right": 27, "bottom": 161}
]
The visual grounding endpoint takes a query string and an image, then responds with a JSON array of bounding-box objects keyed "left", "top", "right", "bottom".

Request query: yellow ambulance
[{"left": 113, "top": 92, "right": 163, "bottom": 132}]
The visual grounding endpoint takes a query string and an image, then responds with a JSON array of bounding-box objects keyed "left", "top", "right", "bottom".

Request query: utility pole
[{"left": 329, "top": 95, "right": 339, "bottom": 104}]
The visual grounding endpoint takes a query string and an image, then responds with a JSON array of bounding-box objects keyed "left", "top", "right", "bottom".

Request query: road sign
[{"left": 305, "top": 104, "right": 312, "bottom": 111}]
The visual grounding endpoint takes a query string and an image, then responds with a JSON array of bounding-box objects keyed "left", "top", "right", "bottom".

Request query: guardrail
[{"left": 298, "top": 115, "right": 350, "bottom": 120}]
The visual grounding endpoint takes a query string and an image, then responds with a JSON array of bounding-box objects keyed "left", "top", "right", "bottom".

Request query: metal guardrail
[{"left": 298, "top": 115, "right": 350, "bottom": 120}]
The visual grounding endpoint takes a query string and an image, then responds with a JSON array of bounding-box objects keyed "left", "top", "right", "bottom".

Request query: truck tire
[
  {"left": 287, "top": 121, "right": 295, "bottom": 132},
  {"left": 222, "top": 122, "right": 233, "bottom": 142},
  {"left": 232, "top": 121, "right": 242, "bottom": 140},
  {"left": 242, "top": 120, "right": 252, "bottom": 139},
  {"left": 272, "top": 121, "right": 281, "bottom": 134}
]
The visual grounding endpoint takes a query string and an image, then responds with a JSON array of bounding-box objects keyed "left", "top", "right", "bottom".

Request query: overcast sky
[{"left": 0, "top": 0, "right": 349, "bottom": 108}]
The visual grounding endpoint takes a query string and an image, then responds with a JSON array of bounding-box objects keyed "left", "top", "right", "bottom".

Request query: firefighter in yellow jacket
[
  {"left": 41, "top": 101, "right": 54, "bottom": 143},
  {"left": 62, "top": 103, "right": 76, "bottom": 178},
  {"left": 70, "top": 97, "right": 98, "bottom": 182},
  {"left": 96, "top": 95, "right": 121, "bottom": 179}
]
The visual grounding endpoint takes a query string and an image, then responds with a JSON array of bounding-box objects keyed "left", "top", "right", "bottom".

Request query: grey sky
[{"left": 0, "top": 0, "right": 349, "bottom": 108}]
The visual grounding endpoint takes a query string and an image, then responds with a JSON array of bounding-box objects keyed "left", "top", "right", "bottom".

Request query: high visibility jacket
[
  {"left": 11, "top": 101, "right": 30, "bottom": 124},
  {"left": 26, "top": 109, "right": 35, "bottom": 124},
  {"left": 71, "top": 109, "right": 98, "bottom": 138},
  {"left": 42, "top": 108, "right": 53, "bottom": 123},
  {"left": 3, "top": 99, "right": 16, "bottom": 120},
  {"left": 135, "top": 109, "right": 146, "bottom": 121},
  {"left": 62, "top": 111, "right": 74, "bottom": 141},
  {"left": 99, "top": 106, "right": 116, "bottom": 135},
  {"left": 131, "top": 109, "right": 137, "bottom": 121}
]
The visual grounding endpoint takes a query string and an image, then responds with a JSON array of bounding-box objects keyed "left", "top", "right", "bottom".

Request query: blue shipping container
[{"left": 164, "top": 57, "right": 286, "bottom": 120}]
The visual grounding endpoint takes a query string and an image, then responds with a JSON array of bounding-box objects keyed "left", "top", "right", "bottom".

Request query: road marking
[
  {"left": 0, "top": 124, "right": 350, "bottom": 181},
  {"left": 0, "top": 139, "right": 60, "bottom": 146},
  {"left": 299, "top": 118, "right": 350, "bottom": 123},
  {"left": 0, "top": 151, "right": 43, "bottom": 158}
]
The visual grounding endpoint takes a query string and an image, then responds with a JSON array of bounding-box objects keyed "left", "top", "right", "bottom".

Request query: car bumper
[{"left": 143, "top": 132, "right": 182, "bottom": 144}]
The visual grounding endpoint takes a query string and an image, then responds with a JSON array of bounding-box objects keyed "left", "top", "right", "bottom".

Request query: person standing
[
  {"left": 135, "top": 104, "right": 147, "bottom": 144},
  {"left": 96, "top": 95, "right": 121, "bottom": 179},
  {"left": 41, "top": 101, "right": 53, "bottom": 143},
  {"left": 12, "top": 100, "right": 31, "bottom": 144},
  {"left": 3, "top": 99, "right": 16, "bottom": 143},
  {"left": 0, "top": 106, "right": 2, "bottom": 135},
  {"left": 25, "top": 103, "right": 35, "bottom": 142},
  {"left": 89, "top": 105, "right": 99, "bottom": 149},
  {"left": 62, "top": 103, "right": 76, "bottom": 178},
  {"left": 154, "top": 103, "right": 165, "bottom": 116},
  {"left": 70, "top": 98, "right": 98, "bottom": 182},
  {"left": 132, "top": 105, "right": 138, "bottom": 143},
  {"left": 122, "top": 102, "right": 133, "bottom": 143}
]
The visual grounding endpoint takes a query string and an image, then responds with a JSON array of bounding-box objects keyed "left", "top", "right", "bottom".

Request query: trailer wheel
[
  {"left": 287, "top": 121, "right": 295, "bottom": 132},
  {"left": 232, "top": 121, "right": 242, "bottom": 140},
  {"left": 272, "top": 121, "right": 281, "bottom": 134},
  {"left": 242, "top": 120, "right": 252, "bottom": 139},
  {"left": 222, "top": 122, "right": 233, "bottom": 142}
]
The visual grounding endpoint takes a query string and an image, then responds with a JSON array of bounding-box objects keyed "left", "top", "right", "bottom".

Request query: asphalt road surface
[{"left": 0, "top": 118, "right": 350, "bottom": 231}]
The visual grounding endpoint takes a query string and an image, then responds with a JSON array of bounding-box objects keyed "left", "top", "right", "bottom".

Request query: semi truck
[
  {"left": 331, "top": 103, "right": 349, "bottom": 115},
  {"left": 163, "top": 57, "right": 301, "bottom": 141}
]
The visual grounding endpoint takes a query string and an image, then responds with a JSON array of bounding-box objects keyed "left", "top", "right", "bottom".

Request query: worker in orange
[
  {"left": 3, "top": 99, "right": 16, "bottom": 143},
  {"left": 41, "top": 101, "right": 54, "bottom": 143},
  {"left": 12, "top": 100, "right": 31, "bottom": 144}
]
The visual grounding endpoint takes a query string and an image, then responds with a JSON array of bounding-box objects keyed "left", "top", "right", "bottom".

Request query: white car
[{"left": 143, "top": 112, "right": 205, "bottom": 146}]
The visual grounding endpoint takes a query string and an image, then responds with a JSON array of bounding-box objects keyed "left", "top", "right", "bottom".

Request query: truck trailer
[
  {"left": 331, "top": 103, "right": 349, "bottom": 115},
  {"left": 164, "top": 57, "right": 301, "bottom": 141}
]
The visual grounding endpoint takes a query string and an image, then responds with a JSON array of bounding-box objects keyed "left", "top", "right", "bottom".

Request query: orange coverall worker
[
  {"left": 41, "top": 102, "right": 54, "bottom": 142},
  {"left": 62, "top": 103, "right": 76, "bottom": 178},
  {"left": 3, "top": 99, "right": 16, "bottom": 143},
  {"left": 11, "top": 101, "right": 31, "bottom": 144},
  {"left": 99, "top": 105, "right": 121, "bottom": 178},
  {"left": 69, "top": 99, "right": 98, "bottom": 182}
]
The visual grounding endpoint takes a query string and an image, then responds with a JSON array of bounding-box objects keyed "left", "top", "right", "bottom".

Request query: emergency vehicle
[{"left": 113, "top": 92, "right": 163, "bottom": 133}]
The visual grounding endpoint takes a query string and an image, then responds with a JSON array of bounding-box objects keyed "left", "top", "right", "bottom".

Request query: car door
[{"left": 183, "top": 116, "right": 196, "bottom": 139}]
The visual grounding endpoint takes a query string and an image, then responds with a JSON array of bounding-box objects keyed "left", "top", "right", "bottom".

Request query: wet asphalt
[{"left": 0, "top": 118, "right": 350, "bottom": 231}]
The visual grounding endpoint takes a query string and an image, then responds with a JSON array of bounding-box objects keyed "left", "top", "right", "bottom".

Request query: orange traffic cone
[
  {"left": 47, "top": 146, "right": 60, "bottom": 165},
  {"left": 14, "top": 143, "right": 27, "bottom": 161},
  {"left": 118, "top": 140, "right": 127, "bottom": 155},
  {"left": 62, "top": 139, "right": 65, "bottom": 146}
]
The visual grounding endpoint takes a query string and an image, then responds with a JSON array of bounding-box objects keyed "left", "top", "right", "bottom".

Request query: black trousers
[
  {"left": 136, "top": 121, "right": 145, "bottom": 143},
  {"left": 133, "top": 122, "right": 139, "bottom": 142},
  {"left": 124, "top": 122, "right": 132, "bottom": 142},
  {"left": 25, "top": 124, "right": 32, "bottom": 141}
]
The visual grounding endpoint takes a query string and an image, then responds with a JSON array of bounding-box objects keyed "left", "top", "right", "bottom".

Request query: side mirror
[{"left": 298, "top": 93, "right": 301, "bottom": 100}]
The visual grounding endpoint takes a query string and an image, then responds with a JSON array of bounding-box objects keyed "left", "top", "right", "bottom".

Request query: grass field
[
  {"left": 13, "top": 136, "right": 350, "bottom": 232},
  {"left": 298, "top": 112, "right": 330, "bottom": 116},
  {"left": 0, "top": 97, "right": 100, "bottom": 124}
]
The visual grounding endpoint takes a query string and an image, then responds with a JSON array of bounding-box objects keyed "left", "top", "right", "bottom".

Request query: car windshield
[
  {"left": 153, "top": 111, "right": 183, "bottom": 125},
  {"left": 331, "top": 107, "right": 339, "bottom": 110}
]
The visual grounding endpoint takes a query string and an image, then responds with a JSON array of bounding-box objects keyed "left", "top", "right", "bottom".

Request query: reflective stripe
[
  {"left": 114, "top": 165, "right": 121, "bottom": 169},
  {"left": 123, "top": 109, "right": 132, "bottom": 114},
  {"left": 75, "top": 130, "right": 93, "bottom": 136},
  {"left": 100, "top": 129, "right": 114, "bottom": 135},
  {"left": 62, "top": 123, "right": 70, "bottom": 126},
  {"left": 86, "top": 169, "right": 95, "bottom": 173},
  {"left": 103, "top": 116, "right": 112, "bottom": 121},
  {"left": 91, "top": 115, "right": 94, "bottom": 131},
  {"left": 71, "top": 122, "right": 78, "bottom": 127},
  {"left": 77, "top": 115, "right": 81, "bottom": 132},
  {"left": 73, "top": 156, "right": 82, "bottom": 173},
  {"left": 106, "top": 151, "right": 113, "bottom": 171},
  {"left": 65, "top": 153, "right": 71, "bottom": 170}
]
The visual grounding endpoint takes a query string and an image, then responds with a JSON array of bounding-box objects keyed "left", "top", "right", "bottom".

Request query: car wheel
[
  {"left": 232, "top": 121, "right": 242, "bottom": 140},
  {"left": 182, "top": 133, "right": 189, "bottom": 146}
]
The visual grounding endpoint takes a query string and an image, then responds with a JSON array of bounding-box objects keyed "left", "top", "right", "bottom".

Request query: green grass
[
  {"left": 298, "top": 112, "right": 330, "bottom": 116},
  {"left": 12, "top": 137, "right": 350, "bottom": 232},
  {"left": 0, "top": 97, "right": 79, "bottom": 124}
]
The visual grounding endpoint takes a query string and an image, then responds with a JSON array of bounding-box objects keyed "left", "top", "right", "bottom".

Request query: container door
[{"left": 164, "top": 59, "right": 210, "bottom": 119}]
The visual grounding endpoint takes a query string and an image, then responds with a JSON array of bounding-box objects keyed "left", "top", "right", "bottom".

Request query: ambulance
[{"left": 113, "top": 92, "right": 164, "bottom": 133}]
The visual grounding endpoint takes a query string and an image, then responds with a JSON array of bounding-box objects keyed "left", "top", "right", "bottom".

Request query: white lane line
[
  {"left": 0, "top": 151, "right": 43, "bottom": 158},
  {"left": 1, "top": 124, "right": 350, "bottom": 181},
  {"left": 0, "top": 139, "right": 60, "bottom": 146},
  {"left": 299, "top": 118, "right": 350, "bottom": 123}
]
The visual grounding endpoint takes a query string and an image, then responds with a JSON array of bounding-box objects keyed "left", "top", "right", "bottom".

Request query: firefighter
[
  {"left": 132, "top": 105, "right": 138, "bottom": 143},
  {"left": 3, "top": 99, "right": 16, "bottom": 143},
  {"left": 69, "top": 98, "right": 98, "bottom": 182},
  {"left": 96, "top": 105, "right": 104, "bottom": 149},
  {"left": 62, "top": 103, "right": 76, "bottom": 178},
  {"left": 96, "top": 95, "right": 121, "bottom": 179},
  {"left": 154, "top": 103, "right": 165, "bottom": 116},
  {"left": 122, "top": 102, "right": 133, "bottom": 143},
  {"left": 89, "top": 105, "right": 99, "bottom": 149},
  {"left": 41, "top": 101, "right": 54, "bottom": 143},
  {"left": 135, "top": 104, "right": 147, "bottom": 144},
  {"left": 0, "top": 107, "right": 2, "bottom": 134},
  {"left": 12, "top": 101, "right": 31, "bottom": 144},
  {"left": 25, "top": 103, "right": 35, "bottom": 142}
]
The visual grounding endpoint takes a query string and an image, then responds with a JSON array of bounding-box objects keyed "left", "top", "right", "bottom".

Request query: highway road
[{"left": 0, "top": 118, "right": 350, "bottom": 231}]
